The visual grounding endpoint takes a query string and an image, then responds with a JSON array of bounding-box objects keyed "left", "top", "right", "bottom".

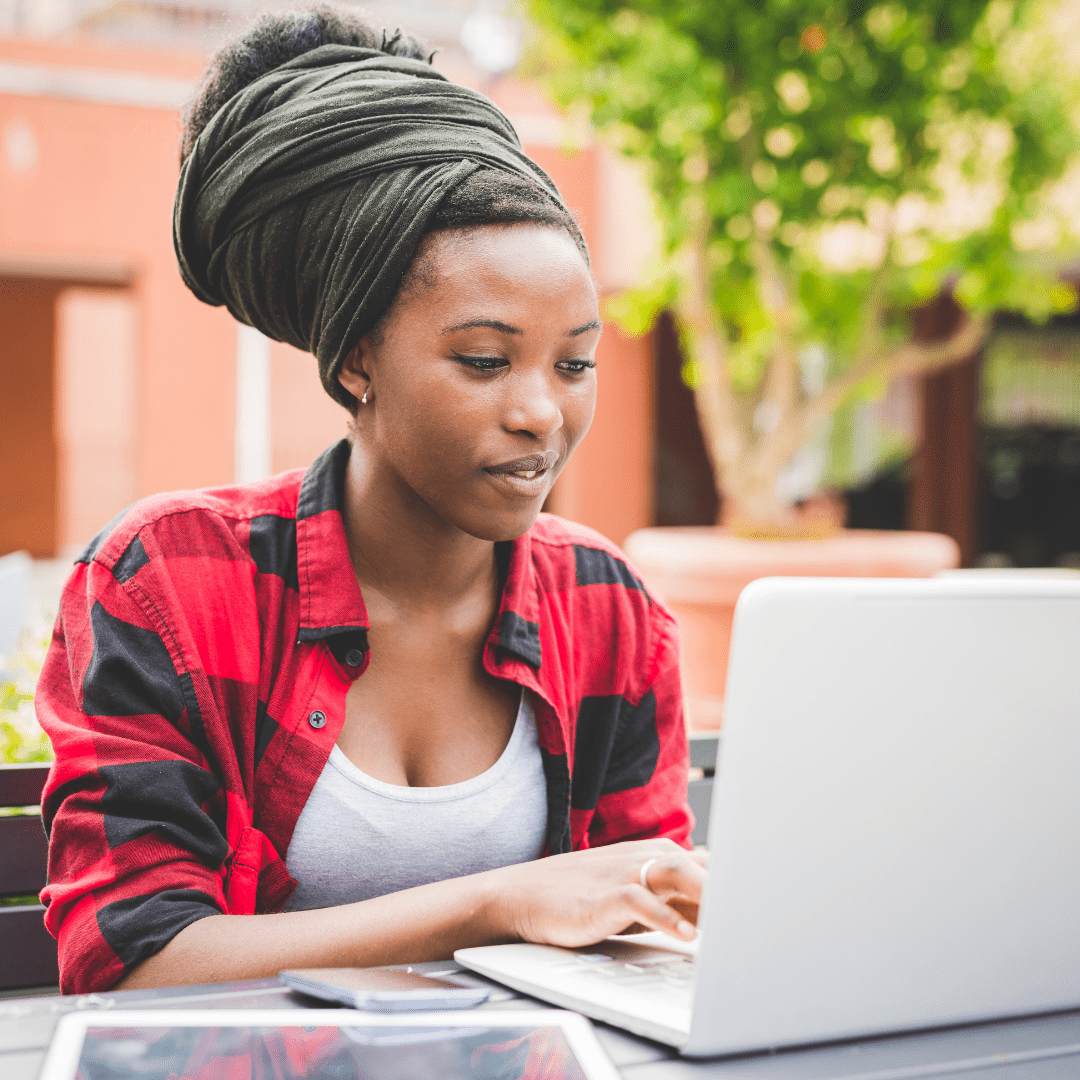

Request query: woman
[{"left": 36, "top": 7, "right": 704, "bottom": 996}]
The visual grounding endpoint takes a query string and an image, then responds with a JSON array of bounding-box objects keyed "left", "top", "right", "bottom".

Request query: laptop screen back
[{"left": 689, "top": 577, "right": 1080, "bottom": 1057}]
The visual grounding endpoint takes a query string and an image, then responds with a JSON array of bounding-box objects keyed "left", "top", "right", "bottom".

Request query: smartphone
[{"left": 279, "top": 967, "right": 491, "bottom": 1012}]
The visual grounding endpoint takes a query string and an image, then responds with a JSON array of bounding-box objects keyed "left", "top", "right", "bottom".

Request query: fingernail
[{"left": 677, "top": 920, "right": 696, "bottom": 938}]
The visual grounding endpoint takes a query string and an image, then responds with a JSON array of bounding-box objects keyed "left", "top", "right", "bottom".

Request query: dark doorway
[
  {"left": 974, "top": 312, "right": 1080, "bottom": 567},
  {"left": 0, "top": 278, "right": 64, "bottom": 557},
  {"left": 977, "top": 426, "right": 1080, "bottom": 567}
]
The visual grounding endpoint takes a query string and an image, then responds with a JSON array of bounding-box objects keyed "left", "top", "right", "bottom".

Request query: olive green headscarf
[{"left": 173, "top": 45, "right": 565, "bottom": 407}]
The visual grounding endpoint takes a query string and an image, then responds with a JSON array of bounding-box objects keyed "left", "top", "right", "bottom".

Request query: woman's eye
[
  {"left": 556, "top": 359, "right": 596, "bottom": 374},
  {"left": 453, "top": 353, "right": 508, "bottom": 371}
]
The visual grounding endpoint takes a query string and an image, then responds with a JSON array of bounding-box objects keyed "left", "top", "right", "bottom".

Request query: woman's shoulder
[
  {"left": 527, "top": 511, "right": 635, "bottom": 574},
  {"left": 526, "top": 513, "right": 673, "bottom": 623},
  {"left": 528, "top": 511, "right": 622, "bottom": 552},
  {"left": 76, "top": 468, "right": 308, "bottom": 577},
  {"left": 524, "top": 515, "right": 680, "bottom": 696}
]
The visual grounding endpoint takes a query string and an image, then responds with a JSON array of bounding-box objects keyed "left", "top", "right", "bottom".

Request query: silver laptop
[{"left": 457, "top": 577, "right": 1080, "bottom": 1057}]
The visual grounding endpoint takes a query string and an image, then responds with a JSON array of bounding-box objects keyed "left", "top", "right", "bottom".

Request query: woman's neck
[{"left": 341, "top": 439, "right": 499, "bottom": 609}]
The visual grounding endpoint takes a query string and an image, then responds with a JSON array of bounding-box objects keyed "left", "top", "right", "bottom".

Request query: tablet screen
[{"left": 74, "top": 1022, "right": 589, "bottom": 1080}]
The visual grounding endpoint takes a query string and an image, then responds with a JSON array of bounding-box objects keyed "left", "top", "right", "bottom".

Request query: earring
[{"left": 361, "top": 389, "right": 368, "bottom": 405}]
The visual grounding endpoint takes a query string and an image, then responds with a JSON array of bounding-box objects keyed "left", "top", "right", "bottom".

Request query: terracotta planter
[{"left": 623, "top": 527, "right": 960, "bottom": 730}]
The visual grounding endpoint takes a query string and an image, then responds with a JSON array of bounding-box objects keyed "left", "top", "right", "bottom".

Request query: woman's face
[{"left": 339, "top": 223, "right": 600, "bottom": 542}]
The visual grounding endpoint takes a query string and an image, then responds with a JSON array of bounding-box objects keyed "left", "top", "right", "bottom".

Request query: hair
[
  {"left": 181, "top": 6, "right": 427, "bottom": 161},
  {"left": 181, "top": 5, "right": 588, "bottom": 266}
]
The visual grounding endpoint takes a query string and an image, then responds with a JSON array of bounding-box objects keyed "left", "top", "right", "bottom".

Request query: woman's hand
[{"left": 488, "top": 839, "right": 707, "bottom": 949}]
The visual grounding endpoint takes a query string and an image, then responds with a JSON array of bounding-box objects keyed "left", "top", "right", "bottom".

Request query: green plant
[
  {"left": 528, "top": 0, "right": 1080, "bottom": 530},
  {"left": 1, "top": 635, "right": 53, "bottom": 764}
]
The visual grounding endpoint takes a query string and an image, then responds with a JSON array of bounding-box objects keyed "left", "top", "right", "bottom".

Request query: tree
[{"left": 527, "top": 0, "right": 1080, "bottom": 533}]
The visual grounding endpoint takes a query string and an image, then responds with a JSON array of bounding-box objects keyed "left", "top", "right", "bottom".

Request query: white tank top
[{"left": 282, "top": 694, "right": 548, "bottom": 910}]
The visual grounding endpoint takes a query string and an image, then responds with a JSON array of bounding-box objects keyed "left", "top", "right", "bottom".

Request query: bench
[
  {"left": 687, "top": 732, "right": 718, "bottom": 847},
  {"left": 0, "top": 762, "right": 58, "bottom": 991}
]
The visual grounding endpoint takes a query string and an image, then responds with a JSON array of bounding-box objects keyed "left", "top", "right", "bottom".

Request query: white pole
[{"left": 235, "top": 323, "right": 272, "bottom": 484}]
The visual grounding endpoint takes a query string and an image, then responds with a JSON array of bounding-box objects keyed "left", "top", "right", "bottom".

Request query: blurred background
[
  {"left": 0, "top": 0, "right": 662, "bottom": 565},
  {"left": 3, "top": 0, "right": 1080, "bottom": 750}
]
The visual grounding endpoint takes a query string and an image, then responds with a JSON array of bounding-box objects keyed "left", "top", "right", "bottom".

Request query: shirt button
[
  {"left": 308, "top": 710, "right": 326, "bottom": 729},
  {"left": 344, "top": 649, "right": 364, "bottom": 667}
]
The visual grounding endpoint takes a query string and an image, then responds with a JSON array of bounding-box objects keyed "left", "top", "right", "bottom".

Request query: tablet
[{"left": 39, "top": 1007, "right": 620, "bottom": 1080}]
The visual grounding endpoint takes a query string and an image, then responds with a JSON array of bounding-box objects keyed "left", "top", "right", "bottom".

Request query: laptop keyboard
[{"left": 559, "top": 946, "right": 695, "bottom": 1002}]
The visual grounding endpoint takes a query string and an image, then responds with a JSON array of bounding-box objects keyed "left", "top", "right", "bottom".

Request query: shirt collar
[
  {"left": 491, "top": 531, "right": 543, "bottom": 671},
  {"left": 294, "top": 439, "right": 544, "bottom": 673},
  {"left": 295, "top": 440, "right": 369, "bottom": 660}
]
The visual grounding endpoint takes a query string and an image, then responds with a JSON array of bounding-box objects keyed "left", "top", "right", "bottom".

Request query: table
[{"left": 3, "top": 964, "right": 1079, "bottom": 1080}]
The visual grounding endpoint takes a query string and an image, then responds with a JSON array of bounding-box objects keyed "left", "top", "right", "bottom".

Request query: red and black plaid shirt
[{"left": 36, "top": 440, "right": 692, "bottom": 994}]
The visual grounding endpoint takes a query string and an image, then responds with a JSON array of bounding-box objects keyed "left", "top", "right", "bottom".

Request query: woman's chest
[
  {"left": 282, "top": 695, "right": 549, "bottom": 909},
  {"left": 335, "top": 618, "right": 522, "bottom": 787}
]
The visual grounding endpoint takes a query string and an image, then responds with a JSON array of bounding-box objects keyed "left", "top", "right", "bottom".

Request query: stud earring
[{"left": 361, "top": 389, "right": 368, "bottom": 405}]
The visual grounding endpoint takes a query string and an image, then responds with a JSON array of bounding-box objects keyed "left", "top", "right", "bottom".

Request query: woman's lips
[{"left": 484, "top": 452, "right": 558, "bottom": 496}]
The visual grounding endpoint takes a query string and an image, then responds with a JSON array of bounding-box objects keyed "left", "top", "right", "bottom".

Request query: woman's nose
[{"left": 503, "top": 369, "right": 563, "bottom": 439}]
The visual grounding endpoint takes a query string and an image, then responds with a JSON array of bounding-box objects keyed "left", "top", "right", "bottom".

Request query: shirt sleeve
[
  {"left": 36, "top": 549, "right": 229, "bottom": 994},
  {"left": 584, "top": 601, "right": 694, "bottom": 850}
]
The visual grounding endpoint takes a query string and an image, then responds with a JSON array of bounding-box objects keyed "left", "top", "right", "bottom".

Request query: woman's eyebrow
[
  {"left": 442, "top": 318, "right": 521, "bottom": 335},
  {"left": 568, "top": 320, "right": 602, "bottom": 337},
  {"left": 440, "top": 318, "right": 603, "bottom": 336}
]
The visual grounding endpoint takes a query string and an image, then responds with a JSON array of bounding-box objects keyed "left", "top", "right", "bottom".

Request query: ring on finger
[{"left": 639, "top": 857, "right": 659, "bottom": 892}]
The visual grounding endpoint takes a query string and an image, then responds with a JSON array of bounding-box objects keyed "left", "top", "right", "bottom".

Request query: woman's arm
[{"left": 117, "top": 839, "right": 705, "bottom": 989}]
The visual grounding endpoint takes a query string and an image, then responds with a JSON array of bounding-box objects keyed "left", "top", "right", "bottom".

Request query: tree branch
[
  {"left": 743, "top": 256, "right": 889, "bottom": 498},
  {"left": 763, "top": 311, "right": 990, "bottom": 480},
  {"left": 818, "top": 311, "right": 989, "bottom": 420},
  {"left": 673, "top": 189, "right": 746, "bottom": 493},
  {"left": 750, "top": 238, "right": 800, "bottom": 434}
]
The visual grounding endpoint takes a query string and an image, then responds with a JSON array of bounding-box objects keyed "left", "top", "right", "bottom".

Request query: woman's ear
[{"left": 337, "top": 342, "right": 372, "bottom": 404}]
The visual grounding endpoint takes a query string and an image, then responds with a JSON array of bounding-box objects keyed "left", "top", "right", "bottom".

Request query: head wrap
[{"left": 174, "top": 45, "right": 567, "bottom": 407}]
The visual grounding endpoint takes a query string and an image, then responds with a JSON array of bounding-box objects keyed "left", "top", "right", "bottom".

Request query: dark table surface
[{"left": 3, "top": 964, "right": 1079, "bottom": 1080}]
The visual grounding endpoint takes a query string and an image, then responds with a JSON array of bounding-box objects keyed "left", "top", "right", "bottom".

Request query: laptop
[{"left": 457, "top": 577, "right": 1080, "bottom": 1057}]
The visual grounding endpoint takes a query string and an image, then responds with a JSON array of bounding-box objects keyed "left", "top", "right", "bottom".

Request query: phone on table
[{"left": 279, "top": 966, "right": 491, "bottom": 1011}]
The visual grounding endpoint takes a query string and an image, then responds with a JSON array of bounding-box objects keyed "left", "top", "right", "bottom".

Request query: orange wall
[{"left": 0, "top": 37, "right": 236, "bottom": 508}]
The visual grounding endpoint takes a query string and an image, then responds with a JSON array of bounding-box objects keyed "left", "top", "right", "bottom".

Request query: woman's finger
[
  {"left": 667, "top": 896, "right": 699, "bottom": 924},
  {"left": 620, "top": 884, "right": 697, "bottom": 941},
  {"left": 642, "top": 853, "right": 707, "bottom": 901}
]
